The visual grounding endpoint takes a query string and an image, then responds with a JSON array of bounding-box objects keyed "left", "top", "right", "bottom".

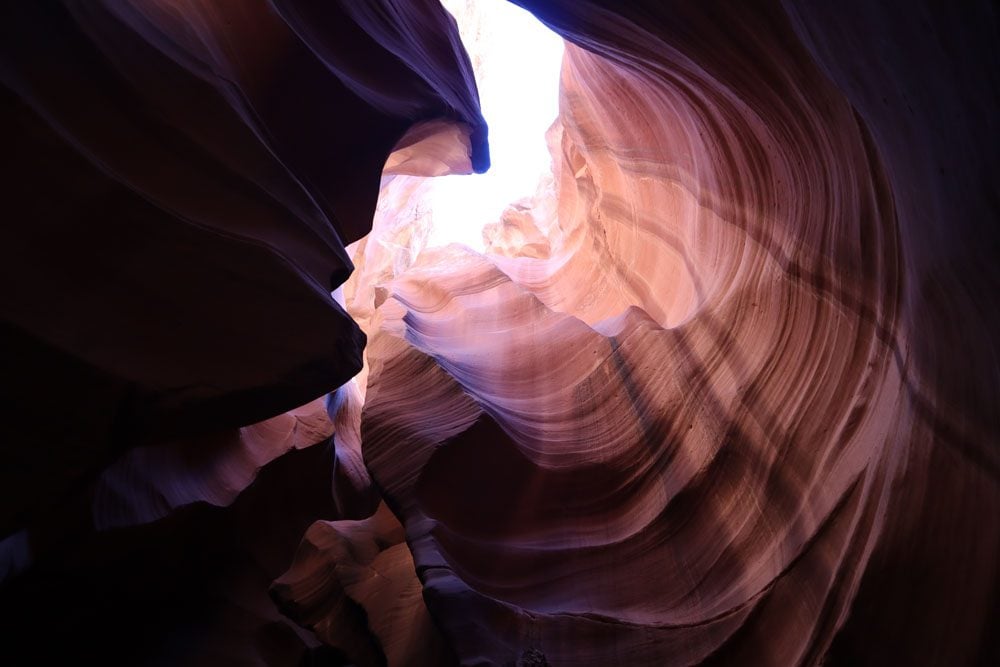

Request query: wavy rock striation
[
  {"left": 0, "top": 0, "right": 484, "bottom": 663},
  {"left": 1, "top": 1, "right": 996, "bottom": 665},
  {"left": 318, "top": 1, "right": 998, "bottom": 665}
]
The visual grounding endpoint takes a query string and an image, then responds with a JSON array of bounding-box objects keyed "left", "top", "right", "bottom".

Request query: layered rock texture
[{"left": 1, "top": 1, "right": 997, "bottom": 666}]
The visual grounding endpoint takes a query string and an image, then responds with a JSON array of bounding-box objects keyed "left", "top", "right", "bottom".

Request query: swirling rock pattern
[
  {"left": 0, "top": 0, "right": 486, "bottom": 534},
  {"left": 335, "top": 0, "right": 998, "bottom": 665},
  {"left": 0, "top": 0, "right": 484, "bottom": 662},
  {"left": 1, "top": 0, "right": 997, "bottom": 665}
]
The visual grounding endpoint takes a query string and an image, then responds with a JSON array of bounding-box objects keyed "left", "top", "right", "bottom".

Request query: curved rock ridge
[
  {"left": 0, "top": 0, "right": 996, "bottom": 665},
  {"left": 272, "top": 502, "right": 454, "bottom": 667},
  {"left": 92, "top": 398, "right": 334, "bottom": 530},
  {"left": 318, "top": 0, "right": 997, "bottom": 664},
  {"left": 0, "top": 0, "right": 484, "bottom": 538},
  {"left": 0, "top": 0, "right": 486, "bottom": 662},
  {"left": 358, "top": 249, "right": 899, "bottom": 664},
  {"left": 0, "top": 0, "right": 487, "bottom": 533}
]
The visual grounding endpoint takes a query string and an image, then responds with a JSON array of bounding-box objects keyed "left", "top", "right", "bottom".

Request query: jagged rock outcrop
[{"left": 272, "top": 502, "right": 455, "bottom": 667}]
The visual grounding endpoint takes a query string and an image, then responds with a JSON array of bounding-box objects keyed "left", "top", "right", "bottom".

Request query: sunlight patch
[{"left": 426, "top": 0, "right": 564, "bottom": 250}]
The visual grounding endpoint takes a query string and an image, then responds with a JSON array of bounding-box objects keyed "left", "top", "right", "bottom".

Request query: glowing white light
[{"left": 428, "top": 0, "right": 564, "bottom": 250}]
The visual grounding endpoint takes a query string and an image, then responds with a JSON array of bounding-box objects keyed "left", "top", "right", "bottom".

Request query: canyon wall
[
  {"left": 0, "top": 0, "right": 484, "bottom": 662},
  {"left": 1, "top": 1, "right": 996, "bottom": 665},
  {"left": 325, "top": 1, "right": 999, "bottom": 664}
]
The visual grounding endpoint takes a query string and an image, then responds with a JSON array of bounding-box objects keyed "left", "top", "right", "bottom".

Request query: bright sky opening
[{"left": 427, "top": 0, "right": 564, "bottom": 250}]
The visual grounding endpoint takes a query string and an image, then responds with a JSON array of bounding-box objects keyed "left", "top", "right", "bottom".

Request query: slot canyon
[{"left": 1, "top": 1, "right": 997, "bottom": 665}]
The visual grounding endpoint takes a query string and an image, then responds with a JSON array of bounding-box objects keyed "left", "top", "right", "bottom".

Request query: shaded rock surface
[
  {"left": 2, "top": 1, "right": 997, "bottom": 666},
  {"left": 0, "top": 0, "right": 484, "bottom": 663}
]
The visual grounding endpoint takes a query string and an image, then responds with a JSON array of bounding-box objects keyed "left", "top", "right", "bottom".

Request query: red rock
[{"left": 1, "top": 1, "right": 996, "bottom": 665}]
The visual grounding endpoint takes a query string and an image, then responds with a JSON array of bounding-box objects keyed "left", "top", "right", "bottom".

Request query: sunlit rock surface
[
  {"left": 331, "top": 1, "right": 998, "bottom": 665},
  {"left": 1, "top": 0, "right": 997, "bottom": 665}
]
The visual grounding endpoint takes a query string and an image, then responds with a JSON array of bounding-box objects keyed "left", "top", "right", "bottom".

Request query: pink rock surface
[
  {"left": 1, "top": 1, "right": 996, "bottom": 665},
  {"left": 272, "top": 502, "right": 453, "bottom": 667},
  {"left": 324, "top": 1, "right": 998, "bottom": 664},
  {"left": 93, "top": 398, "right": 335, "bottom": 529}
]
